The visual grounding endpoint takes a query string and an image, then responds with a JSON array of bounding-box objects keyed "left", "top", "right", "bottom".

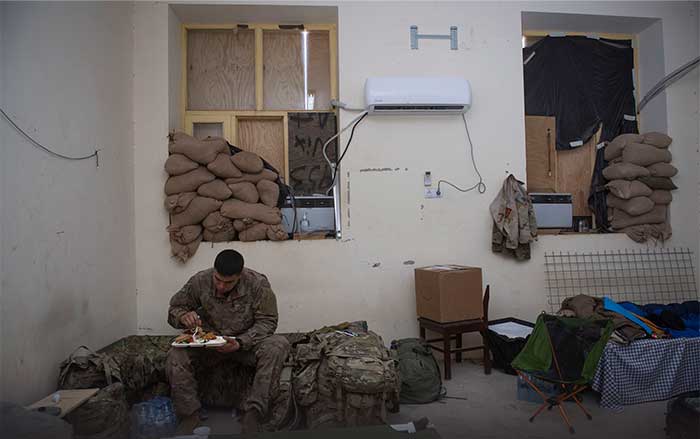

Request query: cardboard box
[{"left": 415, "top": 265, "right": 483, "bottom": 322}]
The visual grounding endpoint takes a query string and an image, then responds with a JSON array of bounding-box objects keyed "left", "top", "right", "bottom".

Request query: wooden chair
[{"left": 418, "top": 285, "right": 491, "bottom": 380}]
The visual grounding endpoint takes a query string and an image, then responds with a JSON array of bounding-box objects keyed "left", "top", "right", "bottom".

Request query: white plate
[{"left": 172, "top": 335, "right": 227, "bottom": 348}]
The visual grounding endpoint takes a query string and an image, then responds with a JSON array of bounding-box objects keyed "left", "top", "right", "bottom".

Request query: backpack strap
[{"left": 101, "top": 353, "right": 114, "bottom": 386}]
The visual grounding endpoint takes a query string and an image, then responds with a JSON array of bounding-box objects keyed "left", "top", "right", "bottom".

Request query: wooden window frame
[{"left": 180, "top": 23, "right": 338, "bottom": 185}]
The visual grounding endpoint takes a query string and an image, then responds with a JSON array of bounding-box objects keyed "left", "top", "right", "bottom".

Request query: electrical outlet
[{"left": 424, "top": 188, "right": 441, "bottom": 199}]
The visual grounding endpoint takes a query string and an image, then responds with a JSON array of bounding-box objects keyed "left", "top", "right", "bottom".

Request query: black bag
[
  {"left": 390, "top": 338, "right": 443, "bottom": 404},
  {"left": 486, "top": 319, "right": 534, "bottom": 375},
  {"left": 58, "top": 346, "right": 121, "bottom": 390}
]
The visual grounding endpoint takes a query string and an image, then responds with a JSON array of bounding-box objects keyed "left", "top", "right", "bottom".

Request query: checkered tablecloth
[{"left": 591, "top": 337, "right": 700, "bottom": 411}]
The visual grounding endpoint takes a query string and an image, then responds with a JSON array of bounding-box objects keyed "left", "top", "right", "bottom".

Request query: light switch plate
[{"left": 424, "top": 171, "right": 432, "bottom": 187}]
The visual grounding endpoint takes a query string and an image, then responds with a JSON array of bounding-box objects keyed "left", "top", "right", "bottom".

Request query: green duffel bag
[{"left": 390, "top": 338, "right": 443, "bottom": 404}]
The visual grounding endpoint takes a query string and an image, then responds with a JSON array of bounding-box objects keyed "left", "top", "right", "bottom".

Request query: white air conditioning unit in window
[{"left": 364, "top": 77, "right": 472, "bottom": 115}]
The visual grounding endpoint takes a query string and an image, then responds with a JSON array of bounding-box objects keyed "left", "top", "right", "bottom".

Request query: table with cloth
[{"left": 591, "top": 337, "right": 700, "bottom": 411}]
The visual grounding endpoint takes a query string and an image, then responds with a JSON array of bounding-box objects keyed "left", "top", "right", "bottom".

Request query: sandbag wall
[
  {"left": 603, "top": 132, "right": 676, "bottom": 242},
  {"left": 164, "top": 132, "right": 288, "bottom": 263}
]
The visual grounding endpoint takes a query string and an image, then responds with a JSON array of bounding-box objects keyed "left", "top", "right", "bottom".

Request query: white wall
[
  {"left": 637, "top": 20, "right": 668, "bottom": 134},
  {"left": 0, "top": 2, "right": 136, "bottom": 405},
  {"left": 169, "top": 6, "right": 183, "bottom": 132},
  {"left": 134, "top": 1, "right": 699, "bottom": 345},
  {"left": 0, "top": 1, "right": 5, "bottom": 376}
]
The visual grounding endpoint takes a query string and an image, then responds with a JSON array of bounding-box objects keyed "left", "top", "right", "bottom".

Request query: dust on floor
[{"left": 196, "top": 361, "right": 669, "bottom": 439}]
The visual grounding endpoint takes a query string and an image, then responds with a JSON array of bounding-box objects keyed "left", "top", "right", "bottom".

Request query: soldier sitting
[{"left": 165, "top": 249, "right": 290, "bottom": 434}]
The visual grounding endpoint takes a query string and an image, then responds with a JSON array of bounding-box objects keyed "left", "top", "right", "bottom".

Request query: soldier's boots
[
  {"left": 176, "top": 410, "right": 201, "bottom": 434},
  {"left": 241, "top": 409, "right": 261, "bottom": 435}
]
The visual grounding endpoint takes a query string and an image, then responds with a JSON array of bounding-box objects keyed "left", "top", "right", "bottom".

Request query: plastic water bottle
[
  {"left": 300, "top": 212, "right": 310, "bottom": 233},
  {"left": 131, "top": 397, "right": 177, "bottom": 439},
  {"left": 145, "top": 403, "right": 156, "bottom": 438},
  {"left": 158, "top": 397, "right": 177, "bottom": 437},
  {"left": 131, "top": 402, "right": 150, "bottom": 439}
]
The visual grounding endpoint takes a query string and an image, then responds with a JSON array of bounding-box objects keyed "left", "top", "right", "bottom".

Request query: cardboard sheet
[{"left": 27, "top": 388, "right": 99, "bottom": 418}]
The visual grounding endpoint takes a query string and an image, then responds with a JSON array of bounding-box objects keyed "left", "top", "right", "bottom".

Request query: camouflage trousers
[{"left": 165, "top": 335, "right": 290, "bottom": 417}]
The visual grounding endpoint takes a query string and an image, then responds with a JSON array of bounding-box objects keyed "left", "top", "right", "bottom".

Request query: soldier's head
[{"left": 213, "top": 250, "right": 244, "bottom": 295}]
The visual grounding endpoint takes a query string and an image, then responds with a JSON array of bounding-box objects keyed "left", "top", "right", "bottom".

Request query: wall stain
[
  {"left": 371, "top": 262, "right": 381, "bottom": 268},
  {"left": 403, "top": 260, "right": 415, "bottom": 265},
  {"left": 359, "top": 167, "right": 394, "bottom": 173}
]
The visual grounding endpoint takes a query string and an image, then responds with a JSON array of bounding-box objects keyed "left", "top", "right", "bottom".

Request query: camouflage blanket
[{"left": 86, "top": 322, "right": 398, "bottom": 431}]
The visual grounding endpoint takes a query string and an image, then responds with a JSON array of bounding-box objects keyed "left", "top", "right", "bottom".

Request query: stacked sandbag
[
  {"left": 603, "top": 132, "right": 676, "bottom": 242},
  {"left": 164, "top": 133, "right": 288, "bottom": 262}
]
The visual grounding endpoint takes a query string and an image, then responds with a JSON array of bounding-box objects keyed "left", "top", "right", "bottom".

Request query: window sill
[
  {"left": 538, "top": 229, "right": 624, "bottom": 236},
  {"left": 292, "top": 231, "right": 334, "bottom": 240},
  {"left": 538, "top": 229, "right": 589, "bottom": 235}
]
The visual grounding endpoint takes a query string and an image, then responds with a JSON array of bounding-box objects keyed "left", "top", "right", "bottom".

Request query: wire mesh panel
[{"left": 545, "top": 248, "right": 698, "bottom": 312}]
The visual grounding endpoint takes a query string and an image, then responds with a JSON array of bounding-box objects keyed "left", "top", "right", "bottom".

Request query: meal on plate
[{"left": 173, "top": 327, "right": 219, "bottom": 344}]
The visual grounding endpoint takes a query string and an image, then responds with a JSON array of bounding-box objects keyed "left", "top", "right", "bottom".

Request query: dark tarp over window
[{"left": 523, "top": 35, "right": 638, "bottom": 150}]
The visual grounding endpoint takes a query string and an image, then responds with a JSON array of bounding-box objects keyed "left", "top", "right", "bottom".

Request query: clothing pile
[
  {"left": 164, "top": 132, "right": 288, "bottom": 262},
  {"left": 490, "top": 175, "right": 537, "bottom": 260},
  {"left": 617, "top": 301, "right": 700, "bottom": 338},
  {"left": 603, "top": 132, "right": 676, "bottom": 242},
  {"left": 559, "top": 294, "right": 700, "bottom": 344},
  {"left": 559, "top": 294, "right": 652, "bottom": 344}
]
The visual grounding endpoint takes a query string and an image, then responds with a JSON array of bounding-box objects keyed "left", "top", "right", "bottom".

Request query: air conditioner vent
[{"left": 372, "top": 104, "right": 466, "bottom": 112}]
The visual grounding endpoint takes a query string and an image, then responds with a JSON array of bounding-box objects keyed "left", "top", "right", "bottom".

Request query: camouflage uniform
[{"left": 165, "top": 267, "right": 290, "bottom": 417}]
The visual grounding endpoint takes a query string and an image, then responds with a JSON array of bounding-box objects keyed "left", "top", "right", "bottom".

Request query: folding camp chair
[{"left": 511, "top": 313, "right": 613, "bottom": 434}]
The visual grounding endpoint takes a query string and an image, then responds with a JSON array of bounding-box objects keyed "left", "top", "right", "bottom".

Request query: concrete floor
[
  {"left": 387, "top": 360, "right": 669, "bottom": 439},
  {"left": 196, "top": 361, "right": 670, "bottom": 439}
]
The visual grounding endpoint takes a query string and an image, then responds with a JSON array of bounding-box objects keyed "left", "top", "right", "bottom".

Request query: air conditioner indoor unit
[{"left": 364, "top": 77, "right": 472, "bottom": 115}]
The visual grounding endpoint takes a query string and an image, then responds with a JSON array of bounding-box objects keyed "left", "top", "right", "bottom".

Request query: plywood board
[
  {"left": 237, "top": 117, "right": 285, "bottom": 175},
  {"left": 525, "top": 116, "right": 556, "bottom": 192},
  {"left": 263, "top": 30, "right": 304, "bottom": 110},
  {"left": 556, "top": 132, "right": 597, "bottom": 217},
  {"left": 27, "top": 388, "right": 99, "bottom": 418},
  {"left": 307, "top": 30, "right": 331, "bottom": 111},
  {"left": 187, "top": 29, "right": 256, "bottom": 110},
  {"left": 288, "top": 112, "right": 337, "bottom": 195}
]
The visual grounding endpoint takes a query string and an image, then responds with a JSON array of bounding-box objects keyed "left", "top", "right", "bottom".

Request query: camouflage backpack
[
  {"left": 293, "top": 325, "right": 400, "bottom": 429},
  {"left": 64, "top": 383, "right": 130, "bottom": 439},
  {"left": 58, "top": 346, "right": 121, "bottom": 391}
]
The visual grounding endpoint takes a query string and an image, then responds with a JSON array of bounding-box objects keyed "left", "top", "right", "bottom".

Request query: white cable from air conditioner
[
  {"left": 436, "top": 113, "right": 486, "bottom": 195},
  {"left": 322, "top": 110, "right": 369, "bottom": 192},
  {"left": 330, "top": 99, "right": 366, "bottom": 112}
]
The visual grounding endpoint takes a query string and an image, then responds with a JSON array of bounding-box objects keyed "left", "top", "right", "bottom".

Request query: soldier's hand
[
  {"left": 180, "top": 311, "right": 201, "bottom": 329},
  {"left": 216, "top": 337, "right": 240, "bottom": 353}
]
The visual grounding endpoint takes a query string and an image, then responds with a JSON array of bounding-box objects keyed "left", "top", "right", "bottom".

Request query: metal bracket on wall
[{"left": 410, "top": 25, "right": 458, "bottom": 50}]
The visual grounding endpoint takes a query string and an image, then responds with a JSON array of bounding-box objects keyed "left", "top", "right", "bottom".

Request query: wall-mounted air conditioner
[{"left": 364, "top": 77, "right": 472, "bottom": 115}]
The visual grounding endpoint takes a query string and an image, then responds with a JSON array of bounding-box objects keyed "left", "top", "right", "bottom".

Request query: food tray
[{"left": 171, "top": 335, "right": 227, "bottom": 348}]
